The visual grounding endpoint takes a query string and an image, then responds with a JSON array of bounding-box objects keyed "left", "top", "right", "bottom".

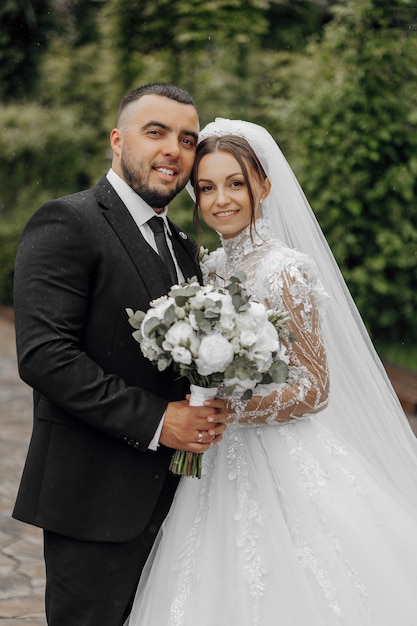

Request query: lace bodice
[{"left": 203, "top": 216, "right": 330, "bottom": 424}]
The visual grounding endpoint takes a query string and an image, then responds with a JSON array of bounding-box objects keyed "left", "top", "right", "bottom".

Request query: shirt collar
[{"left": 106, "top": 168, "right": 171, "bottom": 232}]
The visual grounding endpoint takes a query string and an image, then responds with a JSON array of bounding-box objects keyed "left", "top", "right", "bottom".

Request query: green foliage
[
  {"left": 0, "top": 0, "right": 55, "bottom": 101},
  {"left": 108, "top": 0, "right": 269, "bottom": 103},
  {"left": 0, "top": 104, "right": 108, "bottom": 223},
  {"left": 0, "top": 223, "right": 21, "bottom": 304},
  {"left": 1, "top": 0, "right": 416, "bottom": 351},
  {"left": 375, "top": 341, "right": 417, "bottom": 373},
  {"left": 283, "top": 0, "right": 417, "bottom": 341}
]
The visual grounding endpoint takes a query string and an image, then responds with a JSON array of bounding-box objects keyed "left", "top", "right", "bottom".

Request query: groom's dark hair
[{"left": 117, "top": 83, "right": 196, "bottom": 124}]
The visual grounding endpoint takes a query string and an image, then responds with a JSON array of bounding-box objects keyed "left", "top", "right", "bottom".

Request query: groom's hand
[{"left": 160, "top": 399, "right": 227, "bottom": 452}]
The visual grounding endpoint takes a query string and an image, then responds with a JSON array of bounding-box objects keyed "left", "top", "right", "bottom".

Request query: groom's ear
[{"left": 261, "top": 177, "right": 271, "bottom": 200}]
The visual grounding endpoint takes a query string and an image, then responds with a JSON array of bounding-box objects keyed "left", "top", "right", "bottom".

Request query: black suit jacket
[{"left": 12, "top": 176, "right": 202, "bottom": 542}]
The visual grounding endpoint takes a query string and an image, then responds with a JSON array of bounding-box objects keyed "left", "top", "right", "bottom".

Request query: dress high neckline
[{"left": 220, "top": 215, "right": 275, "bottom": 265}]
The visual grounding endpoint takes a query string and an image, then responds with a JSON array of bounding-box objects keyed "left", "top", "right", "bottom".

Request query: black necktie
[{"left": 147, "top": 216, "right": 178, "bottom": 285}]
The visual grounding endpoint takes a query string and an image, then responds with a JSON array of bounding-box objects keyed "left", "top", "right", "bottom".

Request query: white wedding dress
[{"left": 126, "top": 218, "right": 417, "bottom": 626}]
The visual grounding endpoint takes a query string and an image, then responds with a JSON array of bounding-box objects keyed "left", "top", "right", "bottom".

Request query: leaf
[
  {"left": 157, "top": 357, "right": 171, "bottom": 371},
  {"left": 230, "top": 271, "right": 247, "bottom": 284},
  {"left": 164, "top": 303, "right": 177, "bottom": 324},
  {"left": 270, "top": 360, "right": 288, "bottom": 383},
  {"left": 126, "top": 309, "right": 145, "bottom": 329},
  {"left": 241, "top": 388, "right": 253, "bottom": 401},
  {"left": 143, "top": 317, "right": 164, "bottom": 337}
]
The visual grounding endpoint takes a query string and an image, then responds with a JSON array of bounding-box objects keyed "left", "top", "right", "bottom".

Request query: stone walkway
[
  {"left": 0, "top": 310, "right": 46, "bottom": 625},
  {"left": 0, "top": 307, "right": 416, "bottom": 625}
]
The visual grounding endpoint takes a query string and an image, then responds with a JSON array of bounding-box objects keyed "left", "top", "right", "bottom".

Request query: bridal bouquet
[{"left": 126, "top": 273, "right": 292, "bottom": 478}]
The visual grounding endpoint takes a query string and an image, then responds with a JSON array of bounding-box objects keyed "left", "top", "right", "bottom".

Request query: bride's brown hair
[{"left": 191, "top": 135, "right": 267, "bottom": 244}]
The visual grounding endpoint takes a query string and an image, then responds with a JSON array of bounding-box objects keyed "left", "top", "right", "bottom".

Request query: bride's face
[{"left": 196, "top": 150, "right": 264, "bottom": 239}]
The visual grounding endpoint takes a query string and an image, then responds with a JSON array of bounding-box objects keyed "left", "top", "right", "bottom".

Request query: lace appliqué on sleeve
[{"left": 228, "top": 255, "right": 330, "bottom": 426}]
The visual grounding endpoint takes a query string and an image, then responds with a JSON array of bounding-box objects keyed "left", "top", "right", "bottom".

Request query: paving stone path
[{"left": 0, "top": 310, "right": 46, "bottom": 625}]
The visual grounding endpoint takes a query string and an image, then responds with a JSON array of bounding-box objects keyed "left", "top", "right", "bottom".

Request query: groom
[{"left": 12, "top": 83, "right": 227, "bottom": 625}]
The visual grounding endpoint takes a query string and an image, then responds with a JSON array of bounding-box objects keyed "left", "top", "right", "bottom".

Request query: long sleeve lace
[
  {"left": 210, "top": 216, "right": 330, "bottom": 426},
  {"left": 227, "top": 267, "right": 329, "bottom": 425}
]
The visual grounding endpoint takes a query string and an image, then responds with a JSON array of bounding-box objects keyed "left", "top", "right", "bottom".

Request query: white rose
[
  {"left": 250, "top": 321, "right": 280, "bottom": 369},
  {"left": 196, "top": 334, "right": 234, "bottom": 376},
  {"left": 140, "top": 336, "right": 163, "bottom": 361},
  {"left": 171, "top": 346, "right": 192, "bottom": 365},
  {"left": 239, "top": 329, "right": 258, "bottom": 347},
  {"left": 247, "top": 301, "right": 268, "bottom": 327},
  {"left": 201, "top": 248, "right": 224, "bottom": 280}
]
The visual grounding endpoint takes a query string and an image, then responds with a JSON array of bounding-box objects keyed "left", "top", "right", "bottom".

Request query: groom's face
[{"left": 111, "top": 94, "right": 199, "bottom": 210}]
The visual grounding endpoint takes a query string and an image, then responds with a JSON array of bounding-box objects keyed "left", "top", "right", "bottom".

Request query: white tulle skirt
[{"left": 126, "top": 417, "right": 417, "bottom": 625}]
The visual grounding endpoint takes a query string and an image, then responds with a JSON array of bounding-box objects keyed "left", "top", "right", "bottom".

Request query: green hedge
[{"left": 0, "top": 225, "right": 20, "bottom": 305}]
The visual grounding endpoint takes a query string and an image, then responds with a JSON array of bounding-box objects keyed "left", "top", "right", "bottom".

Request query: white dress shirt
[
  {"left": 106, "top": 168, "right": 184, "bottom": 450},
  {"left": 106, "top": 168, "right": 184, "bottom": 282}
]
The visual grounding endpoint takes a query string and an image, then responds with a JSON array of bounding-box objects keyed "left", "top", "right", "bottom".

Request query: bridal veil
[{"left": 190, "top": 117, "right": 417, "bottom": 507}]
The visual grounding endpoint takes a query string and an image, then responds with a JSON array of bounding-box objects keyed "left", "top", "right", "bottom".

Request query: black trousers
[{"left": 43, "top": 474, "right": 177, "bottom": 626}]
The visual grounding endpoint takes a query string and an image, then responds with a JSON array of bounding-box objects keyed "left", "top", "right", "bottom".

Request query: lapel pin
[{"left": 179, "top": 232, "right": 188, "bottom": 240}]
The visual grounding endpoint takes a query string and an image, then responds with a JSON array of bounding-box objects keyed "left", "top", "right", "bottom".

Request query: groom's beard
[{"left": 121, "top": 151, "right": 185, "bottom": 209}]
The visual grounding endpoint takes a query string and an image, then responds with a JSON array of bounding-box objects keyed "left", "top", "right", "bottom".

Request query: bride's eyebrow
[{"left": 197, "top": 173, "right": 244, "bottom": 183}]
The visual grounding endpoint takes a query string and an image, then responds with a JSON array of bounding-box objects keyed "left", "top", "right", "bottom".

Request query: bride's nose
[{"left": 215, "top": 187, "right": 230, "bottom": 206}]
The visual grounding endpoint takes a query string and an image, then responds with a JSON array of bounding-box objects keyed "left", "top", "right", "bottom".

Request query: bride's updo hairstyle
[{"left": 191, "top": 135, "right": 268, "bottom": 238}]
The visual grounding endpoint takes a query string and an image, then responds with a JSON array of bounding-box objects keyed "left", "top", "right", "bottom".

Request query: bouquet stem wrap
[
  {"left": 169, "top": 385, "right": 218, "bottom": 479},
  {"left": 189, "top": 384, "right": 219, "bottom": 407}
]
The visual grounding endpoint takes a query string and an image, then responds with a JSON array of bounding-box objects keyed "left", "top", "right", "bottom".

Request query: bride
[{"left": 126, "top": 119, "right": 417, "bottom": 625}]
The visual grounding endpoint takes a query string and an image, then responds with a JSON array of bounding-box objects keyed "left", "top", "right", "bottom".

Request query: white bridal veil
[{"left": 191, "top": 118, "right": 417, "bottom": 506}]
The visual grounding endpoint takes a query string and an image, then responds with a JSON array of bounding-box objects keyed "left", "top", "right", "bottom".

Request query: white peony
[
  {"left": 196, "top": 334, "right": 234, "bottom": 376},
  {"left": 163, "top": 321, "right": 199, "bottom": 352}
]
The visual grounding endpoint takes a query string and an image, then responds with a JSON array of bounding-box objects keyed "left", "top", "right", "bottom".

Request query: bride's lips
[{"left": 214, "top": 210, "right": 239, "bottom": 219}]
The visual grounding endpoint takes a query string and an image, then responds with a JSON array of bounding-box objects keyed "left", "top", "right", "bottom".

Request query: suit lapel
[
  {"left": 169, "top": 221, "right": 203, "bottom": 285},
  {"left": 94, "top": 178, "right": 202, "bottom": 297},
  {"left": 94, "top": 178, "right": 172, "bottom": 299}
]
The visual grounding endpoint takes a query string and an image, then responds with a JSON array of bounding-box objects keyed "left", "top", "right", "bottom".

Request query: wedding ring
[{"left": 197, "top": 431, "right": 203, "bottom": 443}]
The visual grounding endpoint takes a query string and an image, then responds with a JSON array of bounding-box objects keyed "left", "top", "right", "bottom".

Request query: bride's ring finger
[{"left": 197, "top": 431, "right": 203, "bottom": 444}]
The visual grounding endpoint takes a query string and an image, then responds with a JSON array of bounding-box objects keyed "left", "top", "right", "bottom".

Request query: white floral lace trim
[
  {"left": 170, "top": 447, "right": 217, "bottom": 625},
  {"left": 227, "top": 427, "right": 266, "bottom": 625},
  {"left": 278, "top": 422, "right": 371, "bottom": 617}
]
